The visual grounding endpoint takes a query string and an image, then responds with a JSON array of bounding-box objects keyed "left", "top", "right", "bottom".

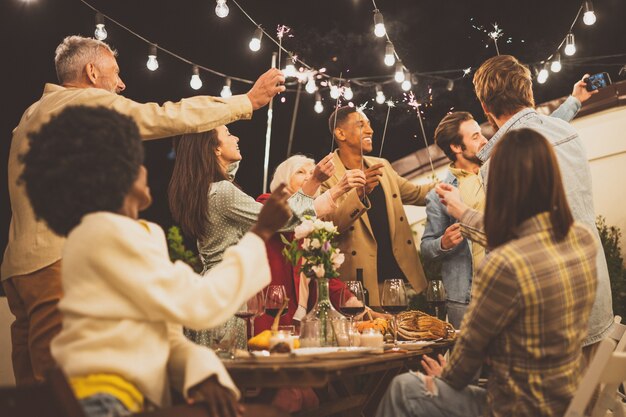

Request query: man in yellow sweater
[
  {"left": 2, "top": 34, "right": 284, "bottom": 385},
  {"left": 20, "top": 105, "right": 291, "bottom": 416}
]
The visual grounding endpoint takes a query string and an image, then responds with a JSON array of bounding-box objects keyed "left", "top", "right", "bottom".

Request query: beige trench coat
[{"left": 321, "top": 150, "right": 435, "bottom": 305}]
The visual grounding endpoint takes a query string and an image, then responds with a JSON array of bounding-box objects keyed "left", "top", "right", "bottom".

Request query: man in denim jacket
[
  {"left": 423, "top": 76, "right": 596, "bottom": 329},
  {"left": 438, "top": 55, "right": 611, "bottom": 354}
]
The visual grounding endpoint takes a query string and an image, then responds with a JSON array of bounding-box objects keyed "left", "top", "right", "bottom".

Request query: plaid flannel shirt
[{"left": 441, "top": 212, "right": 598, "bottom": 417}]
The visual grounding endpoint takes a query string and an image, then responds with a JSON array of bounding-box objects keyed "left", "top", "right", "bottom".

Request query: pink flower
[
  {"left": 312, "top": 264, "right": 325, "bottom": 278},
  {"left": 331, "top": 251, "right": 345, "bottom": 270},
  {"left": 294, "top": 219, "right": 314, "bottom": 239}
]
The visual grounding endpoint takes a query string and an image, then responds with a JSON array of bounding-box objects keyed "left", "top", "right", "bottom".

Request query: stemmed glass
[
  {"left": 425, "top": 280, "right": 447, "bottom": 321},
  {"left": 235, "top": 291, "right": 265, "bottom": 339},
  {"left": 380, "top": 279, "right": 408, "bottom": 349},
  {"left": 264, "top": 285, "right": 288, "bottom": 319},
  {"left": 339, "top": 281, "right": 366, "bottom": 346}
]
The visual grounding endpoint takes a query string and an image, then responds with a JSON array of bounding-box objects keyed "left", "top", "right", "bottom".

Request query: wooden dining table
[{"left": 223, "top": 341, "right": 453, "bottom": 417}]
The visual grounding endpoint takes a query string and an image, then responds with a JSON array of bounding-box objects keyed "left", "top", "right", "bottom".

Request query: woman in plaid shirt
[{"left": 376, "top": 128, "right": 598, "bottom": 417}]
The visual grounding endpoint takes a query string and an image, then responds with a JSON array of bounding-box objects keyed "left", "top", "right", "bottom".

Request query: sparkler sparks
[
  {"left": 276, "top": 25, "right": 292, "bottom": 40},
  {"left": 463, "top": 67, "right": 472, "bottom": 77}
]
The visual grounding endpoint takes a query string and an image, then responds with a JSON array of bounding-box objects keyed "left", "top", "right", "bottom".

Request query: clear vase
[{"left": 300, "top": 276, "right": 345, "bottom": 347}]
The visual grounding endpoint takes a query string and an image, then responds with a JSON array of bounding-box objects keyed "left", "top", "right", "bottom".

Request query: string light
[
  {"left": 221, "top": 78, "right": 232, "bottom": 97},
  {"left": 314, "top": 91, "right": 324, "bottom": 113},
  {"left": 343, "top": 82, "right": 354, "bottom": 100},
  {"left": 249, "top": 26, "right": 263, "bottom": 52},
  {"left": 305, "top": 76, "right": 317, "bottom": 94},
  {"left": 94, "top": 12, "right": 107, "bottom": 40},
  {"left": 564, "top": 33, "right": 576, "bottom": 56},
  {"left": 283, "top": 55, "right": 297, "bottom": 78},
  {"left": 394, "top": 62, "right": 405, "bottom": 83},
  {"left": 373, "top": 9, "right": 386, "bottom": 37},
  {"left": 537, "top": 64, "right": 549, "bottom": 84},
  {"left": 384, "top": 41, "right": 396, "bottom": 67},
  {"left": 550, "top": 52, "right": 562, "bottom": 72},
  {"left": 583, "top": 1, "right": 596, "bottom": 25},
  {"left": 329, "top": 82, "right": 340, "bottom": 99},
  {"left": 190, "top": 66, "right": 202, "bottom": 90},
  {"left": 446, "top": 79, "right": 454, "bottom": 92},
  {"left": 375, "top": 85, "right": 386, "bottom": 104},
  {"left": 215, "top": 0, "right": 229, "bottom": 18},
  {"left": 146, "top": 44, "right": 158, "bottom": 71},
  {"left": 401, "top": 71, "right": 412, "bottom": 91}
]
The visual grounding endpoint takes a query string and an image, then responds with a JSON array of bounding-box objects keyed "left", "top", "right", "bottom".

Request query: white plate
[
  {"left": 293, "top": 346, "right": 379, "bottom": 358},
  {"left": 384, "top": 340, "right": 436, "bottom": 350}
]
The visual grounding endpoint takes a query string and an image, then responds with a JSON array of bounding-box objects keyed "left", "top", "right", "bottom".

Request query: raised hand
[
  {"left": 246, "top": 68, "right": 286, "bottom": 110},
  {"left": 330, "top": 169, "right": 367, "bottom": 201},
  {"left": 357, "top": 163, "right": 384, "bottom": 198},
  {"left": 251, "top": 183, "right": 291, "bottom": 240},
  {"left": 435, "top": 183, "right": 467, "bottom": 220},
  {"left": 441, "top": 223, "right": 463, "bottom": 250},
  {"left": 572, "top": 73, "right": 598, "bottom": 103},
  {"left": 421, "top": 354, "right": 447, "bottom": 377},
  {"left": 312, "top": 153, "right": 335, "bottom": 183}
]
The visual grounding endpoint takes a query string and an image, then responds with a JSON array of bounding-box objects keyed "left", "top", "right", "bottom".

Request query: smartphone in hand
[{"left": 584, "top": 72, "right": 612, "bottom": 92}]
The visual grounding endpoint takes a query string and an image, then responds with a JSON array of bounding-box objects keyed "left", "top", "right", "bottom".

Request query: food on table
[
  {"left": 269, "top": 342, "right": 292, "bottom": 354},
  {"left": 356, "top": 318, "right": 389, "bottom": 334},
  {"left": 248, "top": 330, "right": 272, "bottom": 350},
  {"left": 396, "top": 310, "right": 455, "bottom": 341}
]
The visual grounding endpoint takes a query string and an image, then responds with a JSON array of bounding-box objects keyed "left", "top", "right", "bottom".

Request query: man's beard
[{"left": 463, "top": 152, "right": 483, "bottom": 166}]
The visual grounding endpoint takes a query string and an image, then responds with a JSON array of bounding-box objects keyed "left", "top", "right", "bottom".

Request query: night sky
[{"left": 1, "top": 0, "right": 625, "bottom": 255}]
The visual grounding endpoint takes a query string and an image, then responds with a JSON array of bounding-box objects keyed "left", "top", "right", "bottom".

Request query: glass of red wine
[
  {"left": 235, "top": 291, "right": 265, "bottom": 340},
  {"left": 425, "top": 280, "right": 447, "bottom": 321},
  {"left": 339, "top": 281, "right": 366, "bottom": 346},
  {"left": 380, "top": 279, "right": 408, "bottom": 349},
  {"left": 264, "top": 285, "right": 288, "bottom": 319}
]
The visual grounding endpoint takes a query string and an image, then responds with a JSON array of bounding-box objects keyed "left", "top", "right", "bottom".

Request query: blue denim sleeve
[
  {"left": 420, "top": 189, "right": 459, "bottom": 261},
  {"left": 550, "top": 95, "right": 581, "bottom": 122}
]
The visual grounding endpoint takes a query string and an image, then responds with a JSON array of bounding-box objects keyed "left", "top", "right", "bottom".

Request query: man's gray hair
[{"left": 54, "top": 35, "right": 117, "bottom": 84}]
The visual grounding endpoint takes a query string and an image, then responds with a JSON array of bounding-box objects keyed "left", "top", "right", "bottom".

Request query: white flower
[
  {"left": 310, "top": 238, "right": 321, "bottom": 249},
  {"left": 331, "top": 251, "right": 345, "bottom": 269},
  {"left": 294, "top": 219, "right": 314, "bottom": 239},
  {"left": 323, "top": 221, "right": 336, "bottom": 232},
  {"left": 312, "top": 264, "right": 325, "bottom": 278},
  {"left": 302, "top": 238, "right": 311, "bottom": 250},
  {"left": 313, "top": 219, "right": 325, "bottom": 230}
]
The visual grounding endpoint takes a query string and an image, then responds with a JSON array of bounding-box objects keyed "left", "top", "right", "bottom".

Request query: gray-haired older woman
[{"left": 255, "top": 155, "right": 367, "bottom": 332}]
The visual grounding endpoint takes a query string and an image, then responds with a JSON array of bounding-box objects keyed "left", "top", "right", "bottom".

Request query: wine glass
[
  {"left": 380, "top": 279, "right": 408, "bottom": 349},
  {"left": 425, "top": 280, "right": 447, "bottom": 321},
  {"left": 264, "top": 285, "right": 288, "bottom": 319},
  {"left": 234, "top": 291, "right": 265, "bottom": 340},
  {"left": 339, "top": 281, "right": 366, "bottom": 346}
]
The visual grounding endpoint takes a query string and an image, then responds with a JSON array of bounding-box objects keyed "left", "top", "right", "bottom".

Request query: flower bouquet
[{"left": 281, "top": 217, "right": 346, "bottom": 346}]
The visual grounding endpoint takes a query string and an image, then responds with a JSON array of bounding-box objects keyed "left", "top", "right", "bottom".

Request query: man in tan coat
[
  {"left": 321, "top": 106, "right": 435, "bottom": 306},
  {"left": 2, "top": 35, "right": 285, "bottom": 385}
]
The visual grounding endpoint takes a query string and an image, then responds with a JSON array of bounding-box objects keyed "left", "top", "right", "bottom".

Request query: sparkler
[
  {"left": 462, "top": 67, "right": 472, "bottom": 77},
  {"left": 378, "top": 100, "right": 395, "bottom": 158},
  {"left": 276, "top": 25, "right": 292, "bottom": 74},
  {"left": 329, "top": 72, "right": 344, "bottom": 153},
  {"left": 406, "top": 92, "right": 436, "bottom": 179},
  {"left": 488, "top": 23, "right": 503, "bottom": 55}
]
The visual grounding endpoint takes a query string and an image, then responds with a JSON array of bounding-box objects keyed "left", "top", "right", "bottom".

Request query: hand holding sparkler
[
  {"left": 357, "top": 163, "right": 384, "bottom": 198},
  {"left": 247, "top": 68, "right": 286, "bottom": 110},
  {"left": 330, "top": 170, "right": 367, "bottom": 201}
]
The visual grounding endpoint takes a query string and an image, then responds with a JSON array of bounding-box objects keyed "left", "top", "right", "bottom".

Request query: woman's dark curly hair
[{"left": 20, "top": 106, "right": 144, "bottom": 236}]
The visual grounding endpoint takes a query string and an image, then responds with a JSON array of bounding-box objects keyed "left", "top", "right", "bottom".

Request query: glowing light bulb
[
  {"left": 375, "top": 85, "right": 386, "bottom": 104},
  {"left": 401, "top": 79, "right": 411, "bottom": 91},
  {"left": 190, "top": 66, "right": 202, "bottom": 90},
  {"left": 564, "top": 33, "right": 576, "bottom": 56},
  {"left": 215, "top": 0, "right": 229, "bottom": 18},
  {"left": 537, "top": 66, "right": 549, "bottom": 84},
  {"left": 305, "top": 77, "right": 317, "bottom": 94},
  {"left": 220, "top": 78, "right": 232, "bottom": 97},
  {"left": 94, "top": 13, "right": 107, "bottom": 40},
  {"left": 583, "top": 1, "right": 596, "bottom": 25},
  {"left": 343, "top": 84, "right": 354, "bottom": 100},
  {"left": 284, "top": 56, "right": 297, "bottom": 78},
  {"left": 373, "top": 10, "right": 386, "bottom": 38},
  {"left": 314, "top": 92, "right": 324, "bottom": 114},
  {"left": 249, "top": 27, "right": 263, "bottom": 52},
  {"left": 329, "top": 83, "right": 340, "bottom": 99},
  {"left": 384, "top": 41, "right": 395, "bottom": 66},
  {"left": 146, "top": 44, "right": 158, "bottom": 71},
  {"left": 395, "top": 62, "right": 405, "bottom": 83},
  {"left": 550, "top": 53, "right": 562, "bottom": 73}
]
